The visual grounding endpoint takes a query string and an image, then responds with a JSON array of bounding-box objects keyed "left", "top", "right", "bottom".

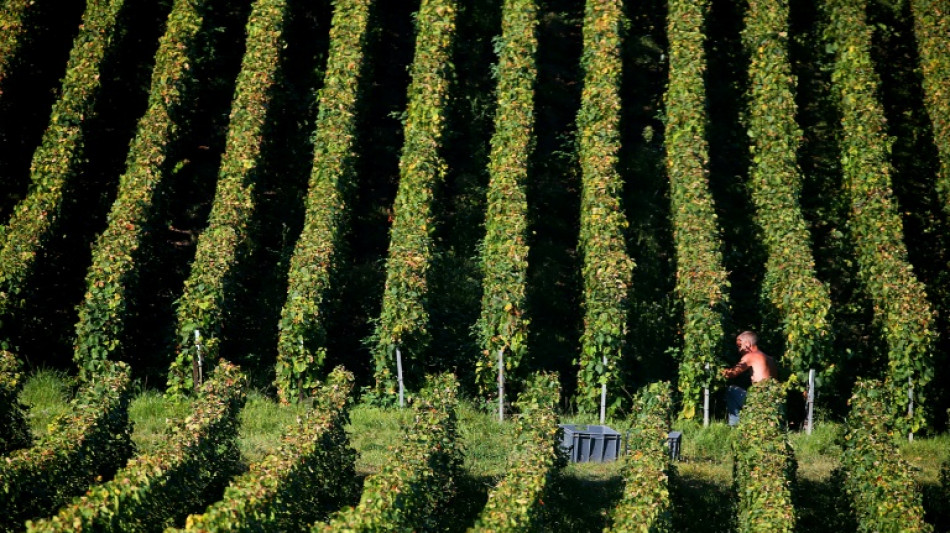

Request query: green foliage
[
  {"left": 176, "top": 367, "right": 357, "bottom": 532},
  {"left": 0, "top": 0, "right": 34, "bottom": 92},
  {"left": 315, "top": 373, "right": 462, "bottom": 532},
  {"left": 910, "top": 0, "right": 950, "bottom": 218},
  {"left": 474, "top": 0, "right": 537, "bottom": 401},
  {"left": 167, "top": 0, "right": 290, "bottom": 396},
  {"left": 274, "top": 0, "right": 373, "bottom": 404},
  {"left": 470, "top": 372, "right": 560, "bottom": 532},
  {"left": 0, "top": 349, "right": 30, "bottom": 454},
  {"left": 371, "top": 0, "right": 457, "bottom": 398},
  {"left": 575, "top": 0, "right": 634, "bottom": 415},
  {"left": 665, "top": 0, "right": 730, "bottom": 420},
  {"left": 823, "top": 0, "right": 936, "bottom": 434},
  {"left": 26, "top": 361, "right": 248, "bottom": 533},
  {"left": 840, "top": 380, "right": 933, "bottom": 533},
  {"left": 741, "top": 0, "right": 832, "bottom": 385},
  {"left": 72, "top": 0, "right": 210, "bottom": 380},
  {"left": 732, "top": 380, "right": 797, "bottom": 533},
  {"left": 606, "top": 381, "right": 674, "bottom": 532},
  {"left": 0, "top": 0, "right": 126, "bottom": 328},
  {"left": 0, "top": 362, "right": 133, "bottom": 532}
]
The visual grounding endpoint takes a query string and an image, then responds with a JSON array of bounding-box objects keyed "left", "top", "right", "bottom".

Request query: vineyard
[{"left": 1, "top": 0, "right": 950, "bottom": 530}]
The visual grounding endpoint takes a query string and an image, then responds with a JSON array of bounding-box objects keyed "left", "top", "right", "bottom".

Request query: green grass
[
  {"left": 18, "top": 368, "right": 73, "bottom": 439},
  {"left": 17, "top": 372, "right": 950, "bottom": 531}
]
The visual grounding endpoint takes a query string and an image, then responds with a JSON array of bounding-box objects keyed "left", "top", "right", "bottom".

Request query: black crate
[{"left": 558, "top": 424, "right": 621, "bottom": 463}]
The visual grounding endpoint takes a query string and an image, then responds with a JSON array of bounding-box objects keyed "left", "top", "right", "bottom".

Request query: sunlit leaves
[
  {"left": 665, "top": 0, "right": 730, "bottom": 419},
  {"left": 0, "top": 0, "right": 127, "bottom": 338},
  {"left": 371, "top": 0, "right": 457, "bottom": 399},
  {"left": 824, "top": 0, "right": 936, "bottom": 434},
  {"left": 168, "top": 0, "right": 291, "bottom": 397},
  {"left": 742, "top": 0, "right": 832, "bottom": 385},
  {"left": 274, "top": 0, "right": 373, "bottom": 404},
  {"left": 73, "top": 0, "right": 210, "bottom": 380},
  {"left": 475, "top": 0, "right": 537, "bottom": 401},
  {"left": 575, "top": 0, "right": 633, "bottom": 415},
  {"left": 841, "top": 380, "right": 932, "bottom": 532}
]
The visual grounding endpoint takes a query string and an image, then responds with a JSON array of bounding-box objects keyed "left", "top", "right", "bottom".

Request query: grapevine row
[
  {"left": 606, "top": 381, "right": 674, "bottom": 532},
  {"left": 0, "top": 0, "right": 35, "bottom": 93},
  {"left": 742, "top": 0, "right": 832, "bottom": 384},
  {"left": 840, "top": 380, "right": 932, "bottom": 532},
  {"left": 0, "top": 362, "right": 133, "bottom": 532},
  {"left": 470, "top": 373, "right": 560, "bottom": 532},
  {"left": 0, "top": 349, "right": 30, "bottom": 454},
  {"left": 665, "top": 0, "right": 730, "bottom": 420},
  {"left": 371, "top": 0, "right": 458, "bottom": 399},
  {"left": 72, "top": 0, "right": 211, "bottom": 379},
  {"left": 910, "top": 0, "right": 950, "bottom": 218},
  {"left": 27, "top": 361, "right": 247, "bottom": 533},
  {"left": 176, "top": 367, "right": 357, "bottom": 531},
  {"left": 575, "top": 0, "right": 634, "bottom": 415},
  {"left": 167, "top": 0, "right": 291, "bottom": 396},
  {"left": 274, "top": 0, "right": 374, "bottom": 404},
  {"left": 823, "top": 0, "right": 936, "bottom": 434},
  {"left": 0, "top": 0, "right": 127, "bottom": 329},
  {"left": 474, "top": 0, "right": 537, "bottom": 401},
  {"left": 315, "top": 373, "right": 462, "bottom": 532},
  {"left": 732, "top": 380, "right": 797, "bottom": 532}
]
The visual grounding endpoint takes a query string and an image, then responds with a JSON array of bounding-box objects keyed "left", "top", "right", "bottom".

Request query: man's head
[{"left": 736, "top": 331, "right": 758, "bottom": 354}]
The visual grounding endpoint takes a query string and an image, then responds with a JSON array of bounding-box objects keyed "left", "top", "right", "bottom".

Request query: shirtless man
[{"left": 721, "top": 331, "right": 777, "bottom": 425}]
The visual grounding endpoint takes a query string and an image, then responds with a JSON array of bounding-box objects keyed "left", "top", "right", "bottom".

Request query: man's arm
[{"left": 722, "top": 356, "right": 751, "bottom": 379}]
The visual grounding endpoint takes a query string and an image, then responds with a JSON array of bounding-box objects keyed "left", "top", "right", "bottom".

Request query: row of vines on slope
[
  {"left": 606, "top": 381, "right": 675, "bottom": 532},
  {"left": 665, "top": 0, "right": 731, "bottom": 419},
  {"left": 824, "top": 0, "right": 936, "bottom": 434},
  {"left": 0, "top": 362, "right": 133, "bottom": 532},
  {"left": 470, "top": 373, "right": 561, "bottom": 532},
  {"left": 910, "top": 0, "right": 950, "bottom": 218},
  {"left": 0, "top": 0, "right": 36, "bottom": 94},
  {"left": 315, "top": 373, "right": 462, "bottom": 532},
  {"left": 575, "top": 0, "right": 634, "bottom": 417},
  {"left": 72, "top": 0, "right": 211, "bottom": 379},
  {"left": 840, "top": 380, "right": 932, "bottom": 532},
  {"left": 371, "top": 0, "right": 458, "bottom": 401},
  {"left": 175, "top": 367, "right": 357, "bottom": 531},
  {"left": 27, "top": 361, "right": 247, "bottom": 533},
  {"left": 742, "top": 0, "right": 832, "bottom": 386},
  {"left": 274, "top": 0, "right": 374, "bottom": 403},
  {"left": 0, "top": 0, "right": 126, "bottom": 340},
  {"left": 167, "top": 0, "right": 291, "bottom": 396},
  {"left": 473, "top": 0, "right": 537, "bottom": 405},
  {"left": 732, "top": 380, "right": 797, "bottom": 532},
  {"left": 0, "top": 349, "right": 30, "bottom": 454}
]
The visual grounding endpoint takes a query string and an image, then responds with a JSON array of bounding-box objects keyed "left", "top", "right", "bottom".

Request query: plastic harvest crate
[{"left": 558, "top": 424, "right": 621, "bottom": 463}]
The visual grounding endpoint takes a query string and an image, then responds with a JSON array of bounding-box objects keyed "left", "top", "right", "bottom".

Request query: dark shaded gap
[
  {"left": 671, "top": 471, "right": 734, "bottom": 532},
  {"left": 10, "top": 0, "right": 173, "bottom": 373},
  {"left": 619, "top": 0, "right": 677, "bottom": 395},
  {"left": 867, "top": 0, "right": 950, "bottom": 432},
  {"left": 439, "top": 472, "right": 493, "bottom": 531},
  {"left": 325, "top": 0, "right": 419, "bottom": 389},
  {"left": 545, "top": 470, "right": 624, "bottom": 531},
  {"left": 429, "top": 0, "right": 500, "bottom": 396},
  {"left": 923, "top": 480, "right": 950, "bottom": 531},
  {"left": 705, "top": 0, "right": 774, "bottom": 353},
  {"left": 213, "top": 0, "right": 335, "bottom": 392},
  {"left": 122, "top": 0, "right": 255, "bottom": 386},
  {"left": 789, "top": 0, "right": 887, "bottom": 416},
  {"left": 795, "top": 474, "right": 857, "bottom": 533},
  {"left": 525, "top": 2, "right": 584, "bottom": 407},
  {"left": 0, "top": 1, "right": 85, "bottom": 222}
]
